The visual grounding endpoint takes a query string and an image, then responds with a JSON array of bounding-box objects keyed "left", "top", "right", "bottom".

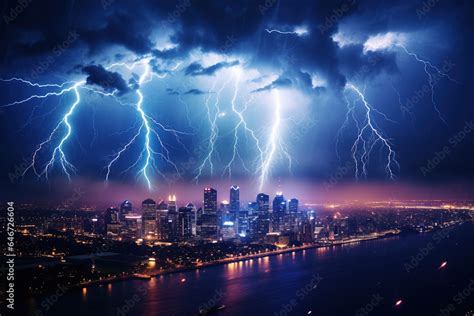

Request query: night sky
[{"left": 0, "top": 0, "right": 473, "bottom": 203}]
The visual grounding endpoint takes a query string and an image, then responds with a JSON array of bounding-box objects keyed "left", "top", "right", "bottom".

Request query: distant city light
[{"left": 438, "top": 261, "right": 448, "bottom": 269}]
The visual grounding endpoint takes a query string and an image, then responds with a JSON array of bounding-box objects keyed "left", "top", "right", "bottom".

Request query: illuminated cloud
[{"left": 363, "top": 32, "right": 406, "bottom": 53}]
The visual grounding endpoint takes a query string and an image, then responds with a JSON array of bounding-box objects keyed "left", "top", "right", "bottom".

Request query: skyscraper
[
  {"left": 220, "top": 200, "right": 230, "bottom": 230},
  {"left": 178, "top": 206, "right": 193, "bottom": 240},
  {"left": 229, "top": 185, "right": 240, "bottom": 214},
  {"left": 186, "top": 203, "right": 198, "bottom": 236},
  {"left": 119, "top": 200, "right": 132, "bottom": 222},
  {"left": 229, "top": 185, "right": 240, "bottom": 232},
  {"left": 201, "top": 188, "right": 218, "bottom": 241},
  {"left": 142, "top": 198, "right": 157, "bottom": 239},
  {"left": 203, "top": 188, "right": 217, "bottom": 214},
  {"left": 272, "top": 193, "right": 286, "bottom": 232},
  {"left": 105, "top": 207, "right": 121, "bottom": 235},
  {"left": 167, "top": 195, "right": 179, "bottom": 241},
  {"left": 256, "top": 193, "right": 270, "bottom": 215},
  {"left": 254, "top": 193, "right": 270, "bottom": 241},
  {"left": 105, "top": 207, "right": 119, "bottom": 225},
  {"left": 288, "top": 198, "right": 299, "bottom": 230},
  {"left": 289, "top": 198, "right": 299, "bottom": 213},
  {"left": 156, "top": 200, "right": 168, "bottom": 240}
]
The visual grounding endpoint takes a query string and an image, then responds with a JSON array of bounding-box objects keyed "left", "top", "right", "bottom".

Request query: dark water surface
[{"left": 24, "top": 223, "right": 474, "bottom": 315}]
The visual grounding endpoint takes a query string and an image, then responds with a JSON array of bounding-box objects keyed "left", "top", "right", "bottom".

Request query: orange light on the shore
[
  {"left": 394, "top": 299, "right": 403, "bottom": 307},
  {"left": 439, "top": 261, "right": 448, "bottom": 269},
  {"left": 82, "top": 288, "right": 87, "bottom": 296}
]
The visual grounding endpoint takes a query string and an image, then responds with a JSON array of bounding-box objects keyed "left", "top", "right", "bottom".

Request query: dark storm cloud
[
  {"left": 184, "top": 60, "right": 240, "bottom": 76},
  {"left": 80, "top": 12, "right": 154, "bottom": 55},
  {"left": 184, "top": 89, "right": 207, "bottom": 95},
  {"left": 0, "top": 0, "right": 473, "bottom": 196},
  {"left": 252, "top": 77, "right": 292, "bottom": 93},
  {"left": 338, "top": 45, "right": 398, "bottom": 82},
  {"left": 166, "top": 88, "right": 180, "bottom": 95},
  {"left": 82, "top": 65, "right": 129, "bottom": 94},
  {"left": 0, "top": 0, "right": 429, "bottom": 89}
]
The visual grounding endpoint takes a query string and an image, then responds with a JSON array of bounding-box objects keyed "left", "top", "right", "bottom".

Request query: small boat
[{"left": 198, "top": 304, "right": 226, "bottom": 315}]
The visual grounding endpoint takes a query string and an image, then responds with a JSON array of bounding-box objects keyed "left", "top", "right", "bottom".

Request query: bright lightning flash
[
  {"left": 2, "top": 58, "right": 185, "bottom": 190},
  {"left": 258, "top": 89, "right": 291, "bottom": 191},
  {"left": 343, "top": 83, "right": 399, "bottom": 180},
  {"left": 396, "top": 44, "right": 458, "bottom": 125},
  {"left": 265, "top": 26, "right": 309, "bottom": 37}
]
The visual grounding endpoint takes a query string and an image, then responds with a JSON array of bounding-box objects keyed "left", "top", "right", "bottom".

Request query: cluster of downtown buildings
[{"left": 105, "top": 186, "right": 305, "bottom": 244}]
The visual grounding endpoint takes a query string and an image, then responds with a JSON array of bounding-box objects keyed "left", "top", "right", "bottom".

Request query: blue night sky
[{"left": 0, "top": 0, "right": 473, "bottom": 203}]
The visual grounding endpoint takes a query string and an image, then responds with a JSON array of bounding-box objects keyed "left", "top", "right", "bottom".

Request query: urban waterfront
[{"left": 21, "top": 222, "right": 474, "bottom": 316}]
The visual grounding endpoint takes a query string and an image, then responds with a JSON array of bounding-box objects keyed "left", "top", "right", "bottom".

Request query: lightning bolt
[
  {"left": 265, "top": 27, "right": 309, "bottom": 37},
  {"left": 344, "top": 83, "right": 399, "bottom": 180},
  {"left": 390, "top": 79, "right": 415, "bottom": 125},
  {"left": 22, "top": 81, "right": 85, "bottom": 180},
  {"left": 222, "top": 69, "right": 264, "bottom": 178},
  {"left": 3, "top": 58, "right": 184, "bottom": 189},
  {"left": 194, "top": 75, "right": 234, "bottom": 181},
  {"left": 258, "top": 89, "right": 285, "bottom": 191},
  {"left": 104, "top": 60, "right": 185, "bottom": 190},
  {"left": 396, "top": 44, "right": 457, "bottom": 125},
  {"left": 336, "top": 94, "right": 358, "bottom": 162},
  {"left": 0, "top": 77, "right": 75, "bottom": 88},
  {"left": 0, "top": 83, "right": 79, "bottom": 109}
]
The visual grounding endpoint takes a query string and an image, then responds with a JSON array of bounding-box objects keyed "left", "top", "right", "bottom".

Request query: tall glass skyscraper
[
  {"left": 230, "top": 185, "right": 240, "bottom": 213},
  {"left": 142, "top": 198, "right": 157, "bottom": 238},
  {"left": 255, "top": 193, "right": 270, "bottom": 240},
  {"left": 272, "top": 193, "right": 286, "bottom": 232},
  {"left": 119, "top": 200, "right": 132, "bottom": 222},
  {"left": 201, "top": 188, "right": 218, "bottom": 240}
]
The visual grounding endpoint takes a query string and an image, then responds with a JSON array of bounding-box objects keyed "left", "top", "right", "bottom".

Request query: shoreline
[
  {"left": 52, "top": 221, "right": 471, "bottom": 291},
  {"left": 76, "top": 229, "right": 402, "bottom": 288},
  {"left": 149, "top": 229, "right": 401, "bottom": 277}
]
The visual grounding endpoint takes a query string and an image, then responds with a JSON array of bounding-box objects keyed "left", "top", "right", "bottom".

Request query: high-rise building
[
  {"left": 201, "top": 188, "right": 218, "bottom": 241},
  {"left": 142, "top": 198, "right": 157, "bottom": 239},
  {"left": 229, "top": 185, "right": 240, "bottom": 232},
  {"left": 167, "top": 195, "right": 179, "bottom": 241},
  {"left": 288, "top": 198, "right": 299, "bottom": 230},
  {"left": 221, "top": 221, "right": 236, "bottom": 240},
  {"left": 186, "top": 203, "right": 198, "bottom": 236},
  {"left": 220, "top": 200, "right": 230, "bottom": 223},
  {"left": 254, "top": 193, "right": 270, "bottom": 241},
  {"left": 230, "top": 185, "right": 240, "bottom": 214},
  {"left": 156, "top": 200, "right": 168, "bottom": 240},
  {"left": 272, "top": 192, "right": 286, "bottom": 233},
  {"left": 119, "top": 200, "right": 132, "bottom": 222},
  {"left": 124, "top": 213, "right": 142, "bottom": 238},
  {"left": 105, "top": 207, "right": 121, "bottom": 235},
  {"left": 289, "top": 198, "right": 299, "bottom": 213},
  {"left": 178, "top": 206, "right": 193, "bottom": 240},
  {"left": 248, "top": 202, "right": 258, "bottom": 214},
  {"left": 238, "top": 207, "right": 249, "bottom": 236},
  {"left": 203, "top": 188, "right": 217, "bottom": 214},
  {"left": 256, "top": 193, "right": 270, "bottom": 215},
  {"left": 105, "top": 207, "right": 119, "bottom": 225}
]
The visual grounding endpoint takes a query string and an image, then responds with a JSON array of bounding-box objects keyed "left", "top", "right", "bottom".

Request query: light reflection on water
[{"left": 25, "top": 224, "right": 474, "bottom": 316}]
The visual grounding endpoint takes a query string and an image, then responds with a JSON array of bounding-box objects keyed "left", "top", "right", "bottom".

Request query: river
[{"left": 22, "top": 222, "right": 474, "bottom": 315}]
